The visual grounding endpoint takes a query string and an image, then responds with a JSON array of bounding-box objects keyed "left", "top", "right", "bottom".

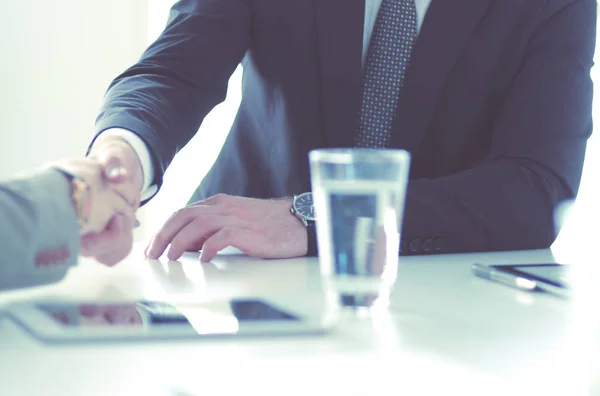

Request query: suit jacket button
[
  {"left": 421, "top": 238, "right": 434, "bottom": 253},
  {"left": 409, "top": 238, "right": 421, "bottom": 253},
  {"left": 434, "top": 238, "right": 445, "bottom": 252}
]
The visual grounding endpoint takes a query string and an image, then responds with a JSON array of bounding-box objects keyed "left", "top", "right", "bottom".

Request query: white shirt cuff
[{"left": 98, "top": 128, "right": 158, "bottom": 201}]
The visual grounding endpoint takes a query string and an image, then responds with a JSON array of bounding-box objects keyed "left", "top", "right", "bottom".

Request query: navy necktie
[{"left": 355, "top": 0, "right": 418, "bottom": 148}]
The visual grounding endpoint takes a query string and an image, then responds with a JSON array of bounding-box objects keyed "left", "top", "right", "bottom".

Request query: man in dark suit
[{"left": 87, "top": 0, "right": 596, "bottom": 263}]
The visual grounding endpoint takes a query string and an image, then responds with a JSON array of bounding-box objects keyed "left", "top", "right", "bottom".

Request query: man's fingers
[
  {"left": 166, "top": 220, "right": 219, "bottom": 261},
  {"left": 145, "top": 210, "right": 195, "bottom": 259},
  {"left": 166, "top": 221, "right": 203, "bottom": 261},
  {"left": 101, "top": 155, "right": 129, "bottom": 183},
  {"left": 80, "top": 231, "right": 114, "bottom": 257},
  {"left": 146, "top": 210, "right": 232, "bottom": 260},
  {"left": 86, "top": 213, "right": 134, "bottom": 266},
  {"left": 109, "top": 190, "right": 135, "bottom": 219},
  {"left": 84, "top": 189, "right": 133, "bottom": 235},
  {"left": 90, "top": 143, "right": 141, "bottom": 205},
  {"left": 80, "top": 232, "right": 99, "bottom": 258},
  {"left": 81, "top": 214, "right": 133, "bottom": 258},
  {"left": 95, "top": 244, "right": 131, "bottom": 267},
  {"left": 200, "top": 227, "right": 257, "bottom": 263},
  {"left": 92, "top": 143, "right": 128, "bottom": 178}
]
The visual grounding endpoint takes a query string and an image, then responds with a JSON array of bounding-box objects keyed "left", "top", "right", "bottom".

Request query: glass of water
[{"left": 309, "top": 148, "right": 411, "bottom": 313}]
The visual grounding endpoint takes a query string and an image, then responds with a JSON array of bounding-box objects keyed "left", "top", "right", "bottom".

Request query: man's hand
[
  {"left": 75, "top": 136, "right": 145, "bottom": 266},
  {"left": 88, "top": 135, "right": 145, "bottom": 196},
  {"left": 50, "top": 157, "right": 133, "bottom": 235},
  {"left": 80, "top": 213, "right": 137, "bottom": 266},
  {"left": 145, "top": 194, "right": 309, "bottom": 262}
]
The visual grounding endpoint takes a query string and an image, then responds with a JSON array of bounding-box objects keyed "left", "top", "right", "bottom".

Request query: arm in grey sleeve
[{"left": 0, "top": 169, "right": 80, "bottom": 291}]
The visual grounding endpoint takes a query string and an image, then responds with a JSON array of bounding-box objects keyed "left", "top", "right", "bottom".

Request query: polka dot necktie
[{"left": 355, "top": 0, "right": 418, "bottom": 148}]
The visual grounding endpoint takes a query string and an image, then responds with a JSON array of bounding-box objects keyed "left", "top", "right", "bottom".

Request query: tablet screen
[{"left": 36, "top": 299, "right": 300, "bottom": 330}]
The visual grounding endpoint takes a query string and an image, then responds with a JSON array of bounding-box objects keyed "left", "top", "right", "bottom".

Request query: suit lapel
[
  {"left": 314, "top": 0, "right": 365, "bottom": 148},
  {"left": 390, "top": 0, "right": 493, "bottom": 153}
]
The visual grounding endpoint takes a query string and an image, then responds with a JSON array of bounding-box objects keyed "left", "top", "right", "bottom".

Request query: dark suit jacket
[{"left": 94, "top": 0, "right": 596, "bottom": 255}]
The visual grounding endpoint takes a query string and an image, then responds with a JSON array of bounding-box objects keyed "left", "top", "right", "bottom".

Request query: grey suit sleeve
[{"left": 0, "top": 169, "right": 80, "bottom": 291}]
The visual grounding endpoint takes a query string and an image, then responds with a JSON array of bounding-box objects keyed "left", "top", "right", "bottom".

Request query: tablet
[
  {"left": 472, "top": 263, "right": 570, "bottom": 297},
  {"left": 7, "top": 297, "right": 337, "bottom": 343}
]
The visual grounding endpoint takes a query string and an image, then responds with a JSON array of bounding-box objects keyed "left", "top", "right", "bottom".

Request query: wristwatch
[
  {"left": 55, "top": 169, "right": 91, "bottom": 228},
  {"left": 291, "top": 192, "right": 315, "bottom": 227},
  {"left": 291, "top": 192, "right": 319, "bottom": 256}
]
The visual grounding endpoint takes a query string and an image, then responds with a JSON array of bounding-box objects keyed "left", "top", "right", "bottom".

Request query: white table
[{"left": 1, "top": 245, "right": 598, "bottom": 396}]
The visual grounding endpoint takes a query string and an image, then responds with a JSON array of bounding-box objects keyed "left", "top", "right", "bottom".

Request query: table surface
[{"left": 1, "top": 245, "right": 599, "bottom": 396}]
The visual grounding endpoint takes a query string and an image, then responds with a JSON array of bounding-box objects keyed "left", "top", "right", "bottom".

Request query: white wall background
[
  {"left": 0, "top": 0, "right": 597, "bottom": 255},
  {"left": 0, "top": 0, "right": 149, "bottom": 178}
]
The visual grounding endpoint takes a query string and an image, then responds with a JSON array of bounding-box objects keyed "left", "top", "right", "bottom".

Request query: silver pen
[{"left": 471, "top": 262, "right": 537, "bottom": 291}]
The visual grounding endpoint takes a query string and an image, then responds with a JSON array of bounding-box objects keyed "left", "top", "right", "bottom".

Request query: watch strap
[
  {"left": 306, "top": 222, "right": 318, "bottom": 257},
  {"left": 291, "top": 193, "right": 317, "bottom": 256}
]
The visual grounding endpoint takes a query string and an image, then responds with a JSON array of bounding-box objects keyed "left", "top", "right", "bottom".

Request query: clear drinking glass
[{"left": 309, "top": 148, "right": 411, "bottom": 313}]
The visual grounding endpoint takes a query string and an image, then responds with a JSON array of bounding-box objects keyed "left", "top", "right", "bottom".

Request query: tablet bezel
[{"left": 7, "top": 297, "right": 338, "bottom": 343}]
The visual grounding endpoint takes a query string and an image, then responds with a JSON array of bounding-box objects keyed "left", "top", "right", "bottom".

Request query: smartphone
[
  {"left": 6, "top": 297, "right": 337, "bottom": 343},
  {"left": 472, "top": 263, "right": 570, "bottom": 298}
]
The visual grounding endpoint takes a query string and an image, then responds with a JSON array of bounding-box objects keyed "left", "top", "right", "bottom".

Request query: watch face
[{"left": 293, "top": 192, "right": 315, "bottom": 221}]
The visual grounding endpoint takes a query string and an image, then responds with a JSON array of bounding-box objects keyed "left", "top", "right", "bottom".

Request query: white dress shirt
[{"left": 101, "top": 0, "right": 432, "bottom": 200}]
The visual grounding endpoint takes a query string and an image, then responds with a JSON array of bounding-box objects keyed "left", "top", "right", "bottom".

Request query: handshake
[
  {"left": 50, "top": 136, "right": 144, "bottom": 266},
  {"left": 37, "top": 135, "right": 310, "bottom": 268}
]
